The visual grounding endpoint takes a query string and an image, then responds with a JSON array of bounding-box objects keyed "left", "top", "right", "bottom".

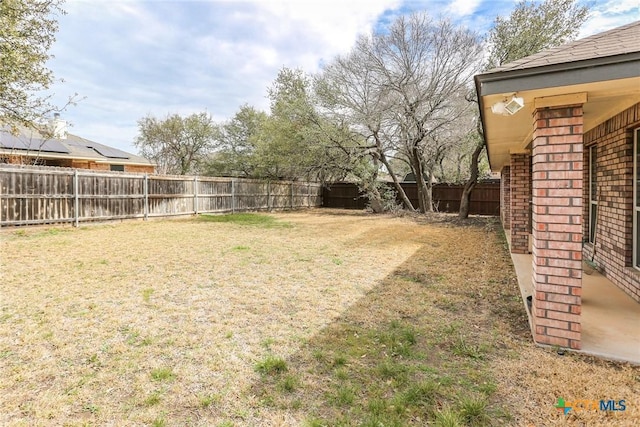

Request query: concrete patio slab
[
  {"left": 505, "top": 234, "right": 640, "bottom": 364},
  {"left": 581, "top": 270, "right": 640, "bottom": 363}
]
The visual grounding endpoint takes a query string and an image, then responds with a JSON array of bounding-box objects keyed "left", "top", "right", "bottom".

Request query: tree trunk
[
  {"left": 365, "top": 159, "right": 385, "bottom": 213},
  {"left": 459, "top": 140, "right": 485, "bottom": 219},
  {"left": 379, "top": 151, "right": 415, "bottom": 212},
  {"left": 424, "top": 169, "right": 433, "bottom": 212},
  {"left": 410, "top": 146, "right": 432, "bottom": 213}
]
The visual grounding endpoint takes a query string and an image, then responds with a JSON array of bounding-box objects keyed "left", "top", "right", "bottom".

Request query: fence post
[
  {"left": 231, "top": 178, "right": 236, "bottom": 214},
  {"left": 73, "top": 169, "right": 79, "bottom": 227},
  {"left": 267, "top": 180, "right": 271, "bottom": 212},
  {"left": 290, "top": 182, "right": 293, "bottom": 209},
  {"left": 143, "top": 174, "right": 149, "bottom": 220},
  {"left": 194, "top": 176, "right": 198, "bottom": 215}
]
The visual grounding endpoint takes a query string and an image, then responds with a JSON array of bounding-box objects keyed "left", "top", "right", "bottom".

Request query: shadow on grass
[{"left": 247, "top": 216, "right": 529, "bottom": 426}]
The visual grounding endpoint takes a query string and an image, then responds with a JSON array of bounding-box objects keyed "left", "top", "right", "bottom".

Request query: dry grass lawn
[{"left": 0, "top": 209, "right": 638, "bottom": 426}]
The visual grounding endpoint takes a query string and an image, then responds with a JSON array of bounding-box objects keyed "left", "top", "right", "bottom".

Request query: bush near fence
[
  {"left": 0, "top": 164, "right": 322, "bottom": 227},
  {"left": 322, "top": 181, "right": 500, "bottom": 215}
]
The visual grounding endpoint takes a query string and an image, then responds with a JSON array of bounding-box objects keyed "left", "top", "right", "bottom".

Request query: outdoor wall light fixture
[{"left": 491, "top": 95, "right": 525, "bottom": 116}]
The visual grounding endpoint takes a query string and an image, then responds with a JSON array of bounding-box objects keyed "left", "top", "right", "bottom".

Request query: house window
[
  {"left": 634, "top": 128, "right": 640, "bottom": 270},
  {"left": 589, "top": 145, "right": 597, "bottom": 244},
  {"left": 110, "top": 164, "right": 125, "bottom": 172}
]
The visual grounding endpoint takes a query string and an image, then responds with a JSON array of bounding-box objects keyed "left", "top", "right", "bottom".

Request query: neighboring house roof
[
  {"left": 0, "top": 125, "right": 154, "bottom": 167},
  {"left": 475, "top": 20, "right": 640, "bottom": 171}
]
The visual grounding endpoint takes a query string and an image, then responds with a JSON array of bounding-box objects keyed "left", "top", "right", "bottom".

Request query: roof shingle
[{"left": 488, "top": 20, "right": 640, "bottom": 73}]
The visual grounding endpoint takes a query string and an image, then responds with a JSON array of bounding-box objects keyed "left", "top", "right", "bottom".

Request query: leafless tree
[{"left": 317, "top": 12, "right": 482, "bottom": 212}]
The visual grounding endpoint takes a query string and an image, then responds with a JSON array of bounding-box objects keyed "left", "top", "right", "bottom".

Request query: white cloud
[
  {"left": 446, "top": 0, "right": 482, "bottom": 16},
  {"left": 49, "top": 0, "right": 407, "bottom": 153},
  {"left": 602, "top": 0, "right": 640, "bottom": 13},
  {"left": 253, "top": 0, "right": 402, "bottom": 56},
  {"left": 46, "top": 0, "right": 640, "bottom": 156},
  {"left": 578, "top": 0, "right": 640, "bottom": 38}
]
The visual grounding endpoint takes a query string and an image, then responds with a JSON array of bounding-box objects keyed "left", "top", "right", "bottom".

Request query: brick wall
[
  {"left": 2, "top": 156, "right": 72, "bottom": 167},
  {"left": 510, "top": 154, "right": 530, "bottom": 253},
  {"left": 124, "top": 164, "right": 155, "bottom": 173},
  {"left": 531, "top": 105, "right": 584, "bottom": 350},
  {"left": 501, "top": 166, "right": 511, "bottom": 229},
  {"left": 4, "top": 156, "right": 27, "bottom": 164},
  {"left": 70, "top": 160, "right": 90, "bottom": 169},
  {"left": 583, "top": 102, "right": 640, "bottom": 303},
  {"left": 88, "top": 162, "right": 110, "bottom": 171}
]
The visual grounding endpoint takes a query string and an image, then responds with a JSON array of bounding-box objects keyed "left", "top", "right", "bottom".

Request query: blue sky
[{"left": 47, "top": 0, "right": 639, "bottom": 155}]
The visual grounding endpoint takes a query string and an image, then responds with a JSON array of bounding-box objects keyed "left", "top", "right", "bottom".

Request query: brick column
[
  {"left": 501, "top": 166, "right": 511, "bottom": 229},
  {"left": 531, "top": 105, "right": 583, "bottom": 350},
  {"left": 510, "top": 154, "right": 530, "bottom": 253}
]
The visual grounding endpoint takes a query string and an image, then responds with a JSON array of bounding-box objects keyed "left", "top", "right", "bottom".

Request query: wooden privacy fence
[
  {"left": 0, "top": 164, "right": 322, "bottom": 226},
  {"left": 323, "top": 181, "right": 500, "bottom": 215}
]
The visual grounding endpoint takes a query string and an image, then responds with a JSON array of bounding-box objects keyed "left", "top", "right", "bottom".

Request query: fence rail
[
  {"left": 322, "top": 181, "right": 500, "bottom": 215},
  {"left": 0, "top": 165, "right": 322, "bottom": 226}
]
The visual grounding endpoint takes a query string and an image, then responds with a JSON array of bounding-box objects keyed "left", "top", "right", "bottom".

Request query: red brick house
[
  {"left": 0, "top": 115, "right": 155, "bottom": 173},
  {"left": 475, "top": 20, "right": 640, "bottom": 352}
]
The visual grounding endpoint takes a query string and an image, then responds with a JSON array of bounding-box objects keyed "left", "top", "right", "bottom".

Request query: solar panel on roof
[
  {"left": 90, "top": 146, "right": 130, "bottom": 159},
  {"left": 0, "top": 132, "right": 70, "bottom": 154},
  {"left": 39, "top": 140, "right": 70, "bottom": 153}
]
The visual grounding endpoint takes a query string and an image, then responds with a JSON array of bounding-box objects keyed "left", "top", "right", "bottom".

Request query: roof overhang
[
  {"left": 476, "top": 53, "right": 640, "bottom": 172},
  {"left": 0, "top": 149, "right": 155, "bottom": 167}
]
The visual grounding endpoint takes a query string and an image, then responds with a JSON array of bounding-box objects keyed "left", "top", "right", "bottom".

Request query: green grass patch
[
  {"left": 376, "top": 359, "right": 409, "bottom": 384},
  {"left": 142, "top": 288, "right": 154, "bottom": 303},
  {"left": 199, "top": 213, "right": 292, "bottom": 228},
  {"left": 304, "top": 418, "right": 327, "bottom": 427},
  {"left": 333, "top": 367, "right": 349, "bottom": 381},
  {"left": 143, "top": 392, "right": 162, "bottom": 406},
  {"left": 278, "top": 374, "right": 300, "bottom": 392},
  {"left": 83, "top": 403, "right": 99, "bottom": 414},
  {"left": 199, "top": 393, "right": 221, "bottom": 408},
  {"left": 457, "top": 395, "right": 490, "bottom": 426},
  {"left": 255, "top": 355, "right": 288, "bottom": 375},
  {"left": 151, "top": 415, "right": 167, "bottom": 427},
  {"left": 12, "top": 227, "right": 72, "bottom": 238},
  {"left": 393, "top": 380, "right": 440, "bottom": 408},
  {"left": 150, "top": 367, "right": 175, "bottom": 381},
  {"left": 374, "top": 320, "right": 417, "bottom": 357},
  {"left": 332, "top": 354, "right": 347, "bottom": 367},
  {"left": 433, "top": 407, "right": 463, "bottom": 427},
  {"left": 451, "top": 334, "right": 487, "bottom": 360},
  {"left": 330, "top": 384, "right": 357, "bottom": 406}
]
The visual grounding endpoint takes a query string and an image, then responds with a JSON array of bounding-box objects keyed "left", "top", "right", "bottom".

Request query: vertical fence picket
[
  {"left": 290, "top": 182, "right": 293, "bottom": 209},
  {"left": 74, "top": 169, "right": 79, "bottom": 227},
  {"left": 267, "top": 180, "right": 271, "bottom": 212},
  {"left": 231, "top": 178, "right": 236, "bottom": 214},
  {"left": 144, "top": 174, "right": 149, "bottom": 220},
  {"left": 194, "top": 176, "right": 199, "bottom": 215}
]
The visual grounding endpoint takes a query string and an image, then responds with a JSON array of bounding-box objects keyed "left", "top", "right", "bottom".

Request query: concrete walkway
[{"left": 506, "top": 236, "right": 640, "bottom": 364}]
